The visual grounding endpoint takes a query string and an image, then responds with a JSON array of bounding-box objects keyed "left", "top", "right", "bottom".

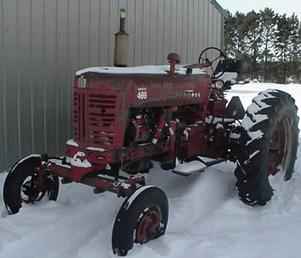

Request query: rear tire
[
  {"left": 112, "top": 186, "right": 168, "bottom": 256},
  {"left": 3, "top": 155, "right": 59, "bottom": 214},
  {"left": 235, "top": 90, "right": 299, "bottom": 206}
]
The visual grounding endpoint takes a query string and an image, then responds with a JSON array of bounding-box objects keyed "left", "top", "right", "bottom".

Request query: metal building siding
[{"left": 0, "top": 0, "right": 223, "bottom": 170}]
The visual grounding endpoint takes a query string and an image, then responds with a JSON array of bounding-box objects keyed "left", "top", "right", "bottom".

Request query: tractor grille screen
[
  {"left": 73, "top": 90, "right": 117, "bottom": 148},
  {"left": 73, "top": 92, "right": 82, "bottom": 141},
  {"left": 87, "top": 94, "right": 117, "bottom": 146}
]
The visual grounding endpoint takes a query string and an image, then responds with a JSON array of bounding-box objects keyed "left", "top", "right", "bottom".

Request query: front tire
[
  {"left": 3, "top": 155, "right": 59, "bottom": 214},
  {"left": 235, "top": 90, "right": 299, "bottom": 206},
  {"left": 112, "top": 186, "right": 169, "bottom": 256}
]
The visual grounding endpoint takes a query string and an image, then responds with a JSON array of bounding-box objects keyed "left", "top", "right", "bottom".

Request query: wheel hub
[
  {"left": 136, "top": 207, "right": 161, "bottom": 244},
  {"left": 269, "top": 117, "right": 292, "bottom": 178},
  {"left": 21, "top": 174, "right": 46, "bottom": 203}
]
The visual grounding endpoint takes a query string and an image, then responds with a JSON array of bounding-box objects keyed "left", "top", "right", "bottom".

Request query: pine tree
[
  {"left": 275, "top": 14, "right": 300, "bottom": 83},
  {"left": 244, "top": 11, "right": 262, "bottom": 79},
  {"left": 224, "top": 12, "right": 249, "bottom": 59},
  {"left": 259, "top": 8, "right": 278, "bottom": 81},
  {"left": 224, "top": 11, "right": 236, "bottom": 58},
  {"left": 224, "top": 9, "right": 301, "bottom": 83},
  {"left": 287, "top": 14, "right": 300, "bottom": 81}
]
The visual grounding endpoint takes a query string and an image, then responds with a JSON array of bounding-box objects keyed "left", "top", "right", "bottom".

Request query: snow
[
  {"left": 219, "top": 72, "right": 238, "bottom": 84},
  {"left": 86, "top": 147, "right": 106, "bottom": 152},
  {"left": 66, "top": 139, "right": 79, "bottom": 147},
  {"left": 70, "top": 152, "right": 92, "bottom": 168},
  {"left": 124, "top": 185, "right": 155, "bottom": 210},
  {"left": 173, "top": 160, "right": 207, "bottom": 176},
  {"left": 1, "top": 83, "right": 301, "bottom": 257},
  {"left": 49, "top": 158, "right": 71, "bottom": 169},
  {"left": 76, "top": 65, "right": 208, "bottom": 76}
]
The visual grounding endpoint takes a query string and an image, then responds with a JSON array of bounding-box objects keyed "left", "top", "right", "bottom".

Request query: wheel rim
[
  {"left": 21, "top": 171, "right": 56, "bottom": 204},
  {"left": 135, "top": 207, "right": 161, "bottom": 244},
  {"left": 268, "top": 116, "right": 293, "bottom": 188},
  {"left": 21, "top": 175, "right": 46, "bottom": 203}
]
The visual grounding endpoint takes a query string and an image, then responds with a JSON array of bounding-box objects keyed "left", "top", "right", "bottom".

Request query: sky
[{"left": 220, "top": 0, "right": 301, "bottom": 16}]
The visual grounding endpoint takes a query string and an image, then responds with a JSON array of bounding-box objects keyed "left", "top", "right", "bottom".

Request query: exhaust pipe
[{"left": 114, "top": 8, "right": 129, "bottom": 67}]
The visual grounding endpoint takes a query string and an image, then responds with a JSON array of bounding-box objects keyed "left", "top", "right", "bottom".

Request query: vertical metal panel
[
  {"left": 134, "top": 0, "right": 143, "bottom": 64},
  {"left": 126, "top": 0, "right": 135, "bottom": 65},
  {"left": 99, "top": 0, "right": 110, "bottom": 65},
  {"left": 0, "top": 0, "right": 223, "bottom": 170},
  {"left": 18, "top": 0, "right": 32, "bottom": 157},
  {"left": 79, "top": 0, "right": 90, "bottom": 67},
  {"left": 65, "top": 0, "right": 72, "bottom": 149},
  {"left": 187, "top": 0, "right": 193, "bottom": 62},
  {"left": 212, "top": 6, "right": 218, "bottom": 47},
  {"left": 201, "top": 0, "right": 207, "bottom": 49},
  {"left": 196, "top": 0, "right": 202, "bottom": 52},
  {"left": 57, "top": 0, "right": 69, "bottom": 151},
  {"left": 109, "top": 0, "right": 119, "bottom": 64},
  {"left": 3, "top": 0, "right": 19, "bottom": 166},
  {"left": 31, "top": 0, "right": 43, "bottom": 154},
  {"left": 200, "top": 0, "right": 206, "bottom": 49},
  {"left": 170, "top": 0, "right": 177, "bottom": 52},
  {"left": 44, "top": 0, "right": 57, "bottom": 155},
  {"left": 162, "top": 0, "right": 170, "bottom": 63},
  {"left": 191, "top": 0, "right": 198, "bottom": 60},
  {"left": 0, "top": 0, "right": 4, "bottom": 167},
  {"left": 155, "top": 0, "right": 165, "bottom": 64},
  {"left": 142, "top": 0, "right": 150, "bottom": 64},
  {"left": 182, "top": 0, "right": 189, "bottom": 62},
  {"left": 216, "top": 11, "right": 222, "bottom": 48},
  {"left": 208, "top": 2, "right": 214, "bottom": 47},
  {"left": 149, "top": 0, "right": 158, "bottom": 64},
  {"left": 175, "top": 0, "right": 183, "bottom": 54}
]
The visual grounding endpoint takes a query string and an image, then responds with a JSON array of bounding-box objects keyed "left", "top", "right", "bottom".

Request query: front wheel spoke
[
  {"left": 21, "top": 178, "right": 44, "bottom": 203},
  {"left": 36, "top": 191, "right": 46, "bottom": 201},
  {"left": 46, "top": 178, "right": 55, "bottom": 190},
  {"left": 22, "top": 184, "right": 31, "bottom": 195}
]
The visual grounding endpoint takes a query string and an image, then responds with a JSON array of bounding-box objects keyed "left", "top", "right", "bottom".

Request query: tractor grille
[
  {"left": 73, "top": 90, "right": 118, "bottom": 148},
  {"left": 86, "top": 93, "right": 117, "bottom": 146},
  {"left": 73, "top": 92, "right": 83, "bottom": 141}
]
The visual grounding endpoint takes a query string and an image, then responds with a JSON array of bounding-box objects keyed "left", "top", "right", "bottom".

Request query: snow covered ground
[{"left": 1, "top": 83, "right": 301, "bottom": 258}]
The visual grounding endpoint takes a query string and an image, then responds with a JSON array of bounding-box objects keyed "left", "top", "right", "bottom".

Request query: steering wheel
[{"left": 198, "top": 47, "right": 226, "bottom": 79}]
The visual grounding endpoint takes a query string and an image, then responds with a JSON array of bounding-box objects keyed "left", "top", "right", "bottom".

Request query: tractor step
[
  {"left": 172, "top": 160, "right": 207, "bottom": 176},
  {"left": 172, "top": 158, "right": 224, "bottom": 176}
]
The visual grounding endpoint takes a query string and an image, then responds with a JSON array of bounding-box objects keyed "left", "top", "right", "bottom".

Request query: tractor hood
[
  {"left": 76, "top": 65, "right": 208, "bottom": 76},
  {"left": 74, "top": 65, "right": 210, "bottom": 108}
]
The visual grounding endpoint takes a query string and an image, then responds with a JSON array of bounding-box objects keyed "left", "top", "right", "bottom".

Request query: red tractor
[{"left": 3, "top": 47, "right": 299, "bottom": 256}]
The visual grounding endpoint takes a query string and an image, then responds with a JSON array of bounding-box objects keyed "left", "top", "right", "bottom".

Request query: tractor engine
[
  {"left": 122, "top": 109, "right": 154, "bottom": 174},
  {"left": 124, "top": 110, "right": 153, "bottom": 146}
]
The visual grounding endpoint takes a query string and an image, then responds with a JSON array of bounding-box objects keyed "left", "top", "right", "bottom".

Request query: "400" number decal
[{"left": 137, "top": 88, "right": 148, "bottom": 100}]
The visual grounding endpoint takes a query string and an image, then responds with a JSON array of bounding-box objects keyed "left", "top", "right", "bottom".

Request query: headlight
[{"left": 78, "top": 76, "right": 87, "bottom": 88}]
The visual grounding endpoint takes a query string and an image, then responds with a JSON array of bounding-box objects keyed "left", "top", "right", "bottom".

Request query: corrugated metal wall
[{"left": 0, "top": 0, "right": 223, "bottom": 170}]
